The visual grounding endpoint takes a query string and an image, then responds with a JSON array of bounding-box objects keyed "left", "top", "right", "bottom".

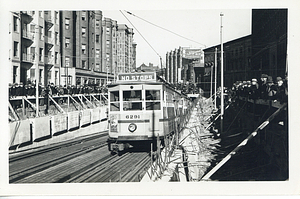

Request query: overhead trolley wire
[
  {"left": 124, "top": 10, "right": 207, "bottom": 48},
  {"left": 119, "top": 10, "right": 161, "bottom": 60}
]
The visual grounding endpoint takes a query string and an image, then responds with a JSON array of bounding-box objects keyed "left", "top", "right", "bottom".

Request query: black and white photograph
[{"left": 1, "top": 0, "right": 299, "bottom": 196}]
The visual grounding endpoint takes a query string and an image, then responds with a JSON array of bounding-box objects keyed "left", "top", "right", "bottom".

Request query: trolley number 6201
[{"left": 125, "top": 115, "right": 141, "bottom": 119}]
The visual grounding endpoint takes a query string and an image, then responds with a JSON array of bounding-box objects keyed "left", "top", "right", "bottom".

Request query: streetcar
[{"left": 107, "top": 72, "right": 191, "bottom": 153}]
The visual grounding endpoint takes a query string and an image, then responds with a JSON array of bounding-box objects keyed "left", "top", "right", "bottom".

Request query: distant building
[
  {"left": 202, "top": 9, "right": 287, "bottom": 97},
  {"left": 251, "top": 9, "right": 287, "bottom": 79},
  {"left": 166, "top": 47, "right": 204, "bottom": 86},
  {"left": 102, "top": 17, "right": 117, "bottom": 83},
  {"left": 203, "top": 35, "right": 252, "bottom": 95},
  {"left": 136, "top": 63, "right": 160, "bottom": 72},
  {"left": 117, "top": 24, "right": 135, "bottom": 74}
]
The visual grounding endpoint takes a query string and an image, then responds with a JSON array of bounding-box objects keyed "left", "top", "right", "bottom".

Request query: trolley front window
[
  {"left": 146, "top": 90, "right": 161, "bottom": 110},
  {"left": 110, "top": 91, "right": 120, "bottom": 111},
  {"left": 123, "top": 90, "right": 142, "bottom": 111},
  {"left": 123, "top": 90, "right": 142, "bottom": 101}
]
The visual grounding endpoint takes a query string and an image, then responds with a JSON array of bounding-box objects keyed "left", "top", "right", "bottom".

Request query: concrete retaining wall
[
  {"left": 9, "top": 106, "right": 108, "bottom": 149},
  {"left": 68, "top": 111, "right": 80, "bottom": 130},
  {"left": 34, "top": 116, "right": 51, "bottom": 141},
  {"left": 80, "top": 109, "right": 91, "bottom": 126},
  {"left": 9, "top": 119, "right": 32, "bottom": 147}
]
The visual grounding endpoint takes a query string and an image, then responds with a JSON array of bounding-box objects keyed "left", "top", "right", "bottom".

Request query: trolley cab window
[
  {"left": 146, "top": 90, "right": 161, "bottom": 110},
  {"left": 110, "top": 91, "right": 120, "bottom": 111},
  {"left": 123, "top": 90, "right": 142, "bottom": 111}
]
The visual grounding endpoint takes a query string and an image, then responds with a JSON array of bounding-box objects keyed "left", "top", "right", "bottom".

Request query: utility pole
[
  {"left": 214, "top": 47, "right": 217, "bottom": 110},
  {"left": 35, "top": 60, "right": 39, "bottom": 117},
  {"left": 220, "top": 12, "right": 224, "bottom": 133},
  {"left": 210, "top": 63, "right": 213, "bottom": 98}
]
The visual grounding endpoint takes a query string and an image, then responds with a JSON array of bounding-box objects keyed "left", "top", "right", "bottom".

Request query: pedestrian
[
  {"left": 249, "top": 78, "right": 259, "bottom": 99},
  {"left": 274, "top": 77, "right": 287, "bottom": 103},
  {"left": 259, "top": 74, "right": 268, "bottom": 99},
  {"left": 266, "top": 76, "right": 277, "bottom": 100}
]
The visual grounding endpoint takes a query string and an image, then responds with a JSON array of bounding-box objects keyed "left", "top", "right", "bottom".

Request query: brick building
[{"left": 9, "top": 10, "right": 136, "bottom": 87}]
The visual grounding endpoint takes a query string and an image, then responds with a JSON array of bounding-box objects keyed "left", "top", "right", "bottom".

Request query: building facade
[
  {"left": 251, "top": 9, "right": 287, "bottom": 79},
  {"left": 9, "top": 10, "right": 136, "bottom": 87},
  {"left": 203, "top": 35, "right": 252, "bottom": 94},
  {"left": 166, "top": 47, "right": 204, "bottom": 88},
  {"left": 117, "top": 24, "right": 134, "bottom": 73},
  {"left": 9, "top": 11, "right": 61, "bottom": 86}
]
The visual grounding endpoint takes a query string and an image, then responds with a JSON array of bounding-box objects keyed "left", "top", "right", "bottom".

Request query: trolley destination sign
[{"left": 117, "top": 72, "right": 156, "bottom": 82}]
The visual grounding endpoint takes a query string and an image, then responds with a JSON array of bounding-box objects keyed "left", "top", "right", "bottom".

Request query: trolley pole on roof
[{"left": 220, "top": 12, "right": 224, "bottom": 133}]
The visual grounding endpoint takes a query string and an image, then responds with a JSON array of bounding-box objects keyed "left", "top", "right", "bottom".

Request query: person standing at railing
[
  {"left": 274, "top": 77, "right": 287, "bottom": 103},
  {"left": 266, "top": 76, "right": 277, "bottom": 100},
  {"left": 258, "top": 74, "right": 268, "bottom": 99},
  {"left": 249, "top": 78, "right": 259, "bottom": 100}
]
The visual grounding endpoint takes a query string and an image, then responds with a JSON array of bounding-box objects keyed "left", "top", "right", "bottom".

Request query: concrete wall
[{"left": 9, "top": 106, "right": 108, "bottom": 150}]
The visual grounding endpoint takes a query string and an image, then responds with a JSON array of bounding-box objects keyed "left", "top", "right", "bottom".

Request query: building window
[
  {"left": 48, "top": 70, "right": 51, "bottom": 80},
  {"left": 13, "top": 16, "right": 18, "bottom": 32},
  {"left": 65, "top": 37, "right": 70, "bottom": 48},
  {"left": 82, "top": 60, "right": 86, "bottom": 69},
  {"left": 65, "top": 18, "right": 70, "bottom": 30},
  {"left": 30, "top": 24, "right": 35, "bottom": 33},
  {"left": 55, "top": 11, "right": 58, "bottom": 24},
  {"left": 55, "top": 32, "right": 58, "bottom": 44},
  {"left": 39, "top": 48, "right": 43, "bottom": 62},
  {"left": 39, "top": 11, "right": 42, "bottom": 17},
  {"left": 13, "top": 41, "right": 18, "bottom": 57},
  {"left": 39, "top": 27, "right": 43, "bottom": 40},
  {"left": 46, "top": 30, "right": 52, "bottom": 38},
  {"left": 82, "top": 11, "right": 86, "bottom": 20},
  {"left": 96, "top": 34, "right": 100, "bottom": 43},
  {"left": 82, "top": 44, "right": 86, "bottom": 54},
  {"left": 82, "top": 27, "right": 86, "bottom": 37},
  {"left": 65, "top": 57, "right": 70, "bottom": 67},
  {"left": 95, "top": 63, "right": 100, "bottom": 71},
  {"left": 30, "top": 68, "right": 35, "bottom": 79},
  {"left": 55, "top": 71, "right": 58, "bottom": 85},
  {"left": 55, "top": 52, "right": 58, "bottom": 64},
  {"left": 13, "top": 66, "right": 18, "bottom": 83},
  {"left": 96, "top": 19, "right": 100, "bottom": 28},
  {"left": 96, "top": 49, "right": 100, "bottom": 58},
  {"left": 106, "top": 40, "right": 110, "bottom": 48}
]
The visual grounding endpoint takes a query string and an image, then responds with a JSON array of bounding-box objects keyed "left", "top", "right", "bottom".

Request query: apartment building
[
  {"left": 117, "top": 24, "right": 134, "bottom": 73},
  {"left": 102, "top": 18, "right": 117, "bottom": 83},
  {"left": 9, "top": 10, "right": 136, "bottom": 87},
  {"left": 9, "top": 11, "right": 60, "bottom": 86}
]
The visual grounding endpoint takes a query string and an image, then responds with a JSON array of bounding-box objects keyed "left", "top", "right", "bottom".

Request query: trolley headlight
[{"left": 128, "top": 123, "right": 137, "bottom": 132}]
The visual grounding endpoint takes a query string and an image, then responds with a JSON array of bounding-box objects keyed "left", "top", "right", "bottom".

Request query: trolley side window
[
  {"left": 110, "top": 91, "right": 120, "bottom": 111},
  {"left": 123, "top": 90, "right": 142, "bottom": 111},
  {"left": 110, "top": 91, "right": 119, "bottom": 102},
  {"left": 146, "top": 90, "right": 161, "bottom": 110}
]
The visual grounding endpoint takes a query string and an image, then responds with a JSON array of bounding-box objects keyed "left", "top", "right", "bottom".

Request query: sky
[{"left": 102, "top": 9, "right": 252, "bottom": 67}]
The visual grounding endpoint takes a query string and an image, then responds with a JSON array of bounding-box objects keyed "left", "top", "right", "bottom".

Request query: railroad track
[
  {"left": 9, "top": 131, "right": 108, "bottom": 162},
  {"left": 9, "top": 132, "right": 109, "bottom": 183},
  {"left": 10, "top": 131, "right": 151, "bottom": 183}
]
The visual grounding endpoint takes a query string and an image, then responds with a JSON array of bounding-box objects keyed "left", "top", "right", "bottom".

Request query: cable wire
[
  {"left": 124, "top": 10, "right": 206, "bottom": 48},
  {"left": 119, "top": 10, "right": 161, "bottom": 59}
]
